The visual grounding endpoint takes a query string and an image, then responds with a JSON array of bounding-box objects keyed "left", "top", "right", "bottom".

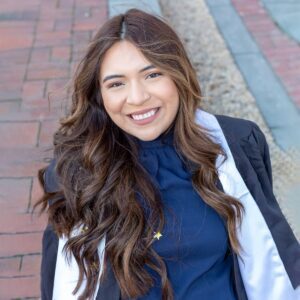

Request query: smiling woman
[
  {"left": 100, "top": 40, "right": 179, "bottom": 141},
  {"left": 35, "top": 8, "right": 300, "bottom": 300}
]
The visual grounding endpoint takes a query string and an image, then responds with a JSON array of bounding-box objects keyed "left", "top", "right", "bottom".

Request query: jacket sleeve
[
  {"left": 240, "top": 122, "right": 300, "bottom": 290},
  {"left": 41, "top": 159, "right": 62, "bottom": 300},
  {"left": 240, "top": 122, "right": 276, "bottom": 205},
  {"left": 250, "top": 123, "right": 273, "bottom": 188}
]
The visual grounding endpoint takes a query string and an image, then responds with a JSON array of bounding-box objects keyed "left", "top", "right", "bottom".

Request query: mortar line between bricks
[
  {"left": 69, "top": 0, "right": 76, "bottom": 72},
  {"left": 0, "top": 253, "right": 41, "bottom": 260},
  {"left": 25, "top": 76, "right": 70, "bottom": 83},
  {"left": 0, "top": 176, "right": 41, "bottom": 180},
  {"left": 0, "top": 98, "right": 22, "bottom": 103},
  {"left": 24, "top": 0, "right": 41, "bottom": 82},
  {"left": 35, "top": 120, "right": 42, "bottom": 148},
  {"left": 19, "top": 255, "right": 23, "bottom": 272},
  {"left": 0, "top": 275, "right": 35, "bottom": 279},
  {"left": 0, "top": 120, "right": 39, "bottom": 124},
  {"left": 26, "top": 177, "right": 34, "bottom": 213},
  {"left": 0, "top": 231, "right": 43, "bottom": 236}
]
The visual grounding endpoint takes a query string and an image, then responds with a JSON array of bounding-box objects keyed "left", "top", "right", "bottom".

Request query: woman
[{"left": 37, "top": 8, "right": 300, "bottom": 300}]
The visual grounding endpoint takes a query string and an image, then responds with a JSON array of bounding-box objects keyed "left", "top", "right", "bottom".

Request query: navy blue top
[{"left": 133, "top": 128, "right": 237, "bottom": 300}]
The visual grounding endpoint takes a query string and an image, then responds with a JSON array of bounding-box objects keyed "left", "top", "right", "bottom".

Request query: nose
[{"left": 126, "top": 81, "right": 150, "bottom": 105}]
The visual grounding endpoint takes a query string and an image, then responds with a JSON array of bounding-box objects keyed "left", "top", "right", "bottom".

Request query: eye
[
  {"left": 107, "top": 82, "right": 123, "bottom": 89},
  {"left": 146, "top": 72, "right": 162, "bottom": 79}
]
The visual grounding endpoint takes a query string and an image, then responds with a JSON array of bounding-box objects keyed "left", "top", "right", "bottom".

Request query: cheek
[
  {"left": 159, "top": 80, "right": 179, "bottom": 104},
  {"left": 102, "top": 92, "right": 123, "bottom": 115}
]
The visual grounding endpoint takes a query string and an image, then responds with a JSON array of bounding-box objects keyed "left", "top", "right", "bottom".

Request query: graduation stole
[{"left": 52, "top": 109, "right": 297, "bottom": 300}]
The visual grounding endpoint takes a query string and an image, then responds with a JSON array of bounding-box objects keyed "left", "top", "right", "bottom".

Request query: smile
[
  {"left": 131, "top": 108, "right": 158, "bottom": 120},
  {"left": 128, "top": 107, "right": 160, "bottom": 125}
]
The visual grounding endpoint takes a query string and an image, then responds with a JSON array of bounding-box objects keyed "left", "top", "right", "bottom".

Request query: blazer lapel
[{"left": 216, "top": 115, "right": 300, "bottom": 289}]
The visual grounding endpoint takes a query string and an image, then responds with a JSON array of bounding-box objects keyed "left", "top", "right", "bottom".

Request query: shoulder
[
  {"left": 43, "top": 158, "right": 60, "bottom": 193},
  {"left": 215, "top": 114, "right": 268, "bottom": 150},
  {"left": 215, "top": 114, "right": 260, "bottom": 139}
]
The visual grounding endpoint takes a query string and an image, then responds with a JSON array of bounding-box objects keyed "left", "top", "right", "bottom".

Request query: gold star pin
[{"left": 153, "top": 231, "right": 163, "bottom": 240}]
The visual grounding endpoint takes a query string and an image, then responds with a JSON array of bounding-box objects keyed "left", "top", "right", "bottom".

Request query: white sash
[{"left": 52, "top": 109, "right": 299, "bottom": 300}]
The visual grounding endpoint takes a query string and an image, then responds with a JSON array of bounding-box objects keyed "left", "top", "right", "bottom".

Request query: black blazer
[{"left": 40, "top": 115, "right": 300, "bottom": 300}]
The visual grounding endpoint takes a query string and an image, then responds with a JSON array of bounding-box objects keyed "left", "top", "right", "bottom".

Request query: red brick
[
  {"left": 0, "top": 178, "right": 31, "bottom": 213},
  {"left": 46, "top": 78, "right": 69, "bottom": 96},
  {"left": 31, "top": 177, "right": 45, "bottom": 207},
  {"left": 0, "top": 232, "right": 43, "bottom": 257},
  {"left": 0, "top": 84, "right": 22, "bottom": 101},
  {"left": 0, "top": 122, "right": 39, "bottom": 147},
  {"left": 30, "top": 47, "right": 51, "bottom": 63},
  {"left": 76, "top": 0, "right": 106, "bottom": 6},
  {"left": 277, "top": 67, "right": 300, "bottom": 77},
  {"left": 0, "top": 0, "right": 39, "bottom": 11},
  {"left": 0, "top": 148, "right": 49, "bottom": 177},
  {"left": 39, "top": 119, "right": 60, "bottom": 147},
  {"left": 246, "top": 20, "right": 276, "bottom": 32},
  {"left": 20, "top": 254, "right": 41, "bottom": 276},
  {"left": 51, "top": 46, "right": 71, "bottom": 62},
  {"left": 0, "top": 34, "right": 33, "bottom": 51},
  {"left": 265, "top": 46, "right": 300, "bottom": 58},
  {"left": 0, "top": 276, "right": 40, "bottom": 299},
  {"left": 0, "top": 212, "right": 47, "bottom": 233},
  {"left": 0, "top": 65, "right": 26, "bottom": 83},
  {"left": 72, "top": 30, "right": 91, "bottom": 43},
  {"left": 36, "top": 30, "right": 70, "bottom": 42},
  {"left": 40, "top": 7, "right": 73, "bottom": 19},
  {"left": 55, "top": 19, "right": 72, "bottom": 31},
  {"left": 0, "top": 100, "right": 20, "bottom": 115},
  {"left": 0, "top": 257, "right": 21, "bottom": 277},
  {"left": 22, "top": 96, "right": 50, "bottom": 110},
  {"left": 0, "top": 108, "right": 60, "bottom": 122},
  {"left": 36, "top": 20, "right": 55, "bottom": 32},
  {"left": 22, "top": 80, "right": 46, "bottom": 101},
  {"left": 73, "top": 20, "right": 102, "bottom": 31},
  {"left": 27, "top": 65, "right": 69, "bottom": 80},
  {"left": 0, "top": 49, "right": 30, "bottom": 66}
]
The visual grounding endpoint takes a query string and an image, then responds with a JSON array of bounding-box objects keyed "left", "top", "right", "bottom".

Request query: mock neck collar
[{"left": 133, "top": 125, "right": 175, "bottom": 149}]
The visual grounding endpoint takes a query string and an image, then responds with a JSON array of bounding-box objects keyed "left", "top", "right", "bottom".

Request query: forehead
[{"left": 100, "top": 41, "right": 151, "bottom": 76}]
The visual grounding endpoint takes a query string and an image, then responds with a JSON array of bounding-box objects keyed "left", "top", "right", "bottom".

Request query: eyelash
[{"left": 107, "top": 72, "right": 162, "bottom": 89}]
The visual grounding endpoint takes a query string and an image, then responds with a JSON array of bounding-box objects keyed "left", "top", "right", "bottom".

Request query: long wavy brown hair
[{"left": 35, "top": 8, "right": 244, "bottom": 300}]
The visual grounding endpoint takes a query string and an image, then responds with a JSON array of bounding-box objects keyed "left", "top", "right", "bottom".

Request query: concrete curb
[
  {"left": 108, "top": 0, "right": 162, "bottom": 17},
  {"left": 205, "top": 0, "right": 300, "bottom": 151}
]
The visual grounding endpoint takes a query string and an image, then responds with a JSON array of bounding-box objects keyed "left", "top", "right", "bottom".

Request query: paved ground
[
  {"left": 0, "top": 0, "right": 299, "bottom": 299},
  {"left": 234, "top": 0, "right": 300, "bottom": 109},
  {"left": 0, "top": 0, "right": 107, "bottom": 298}
]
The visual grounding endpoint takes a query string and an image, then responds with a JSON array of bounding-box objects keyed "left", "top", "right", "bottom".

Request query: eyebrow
[{"left": 102, "top": 65, "right": 155, "bottom": 84}]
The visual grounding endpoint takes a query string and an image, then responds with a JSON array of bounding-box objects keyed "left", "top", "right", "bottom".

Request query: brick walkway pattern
[
  {"left": 231, "top": 0, "right": 300, "bottom": 108},
  {"left": 0, "top": 0, "right": 107, "bottom": 299}
]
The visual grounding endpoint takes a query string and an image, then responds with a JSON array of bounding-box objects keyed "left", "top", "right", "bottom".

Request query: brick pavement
[
  {"left": 0, "top": 0, "right": 107, "bottom": 299},
  {"left": 231, "top": 0, "right": 300, "bottom": 108}
]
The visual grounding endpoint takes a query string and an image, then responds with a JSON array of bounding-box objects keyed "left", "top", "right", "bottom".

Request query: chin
[{"left": 132, "top": 131, "right": 161, "bottom": 141}]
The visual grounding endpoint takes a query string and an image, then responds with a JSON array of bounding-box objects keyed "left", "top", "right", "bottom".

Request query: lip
[
  {"left": 127, "top": 107, "right": 159, "bottom": 116},
  {"left": 128, "top": 107, "right": 160, "bottom": 125}
]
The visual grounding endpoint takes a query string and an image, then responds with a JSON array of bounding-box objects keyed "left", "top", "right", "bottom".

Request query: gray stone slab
[
  {"left": 263, "top": 0, "right": 299, "bottom": 3},
  {"left": 262, "top": 2, "right": 300, "bottom": 42},
  {"left": 207, "top": 5, "right": 260, "bottom": 55},
  {"left": 205, "top": 0, "right": 231, "bottom": 6},
  {"left": 235, "top": 52, "right": 300, "bottom": 149},
  {"left": 205, "top": 0, "right": 300, "bottom": 151},
  {"left": 108, "top": 0, "right": 162, "bottom": 17}
]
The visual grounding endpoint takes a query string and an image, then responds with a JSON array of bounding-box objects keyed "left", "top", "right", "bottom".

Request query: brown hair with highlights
[{"left": 35, "top": 8, "right": 244, "bottom": 300}]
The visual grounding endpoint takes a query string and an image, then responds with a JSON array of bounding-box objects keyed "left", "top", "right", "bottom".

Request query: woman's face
[{"left": 100, "top": 40, "right": 179, "bottom": 141}]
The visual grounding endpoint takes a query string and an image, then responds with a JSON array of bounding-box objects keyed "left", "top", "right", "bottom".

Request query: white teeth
[{"left": 131, "top": 109, "right": 157, "bottom": 120}]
